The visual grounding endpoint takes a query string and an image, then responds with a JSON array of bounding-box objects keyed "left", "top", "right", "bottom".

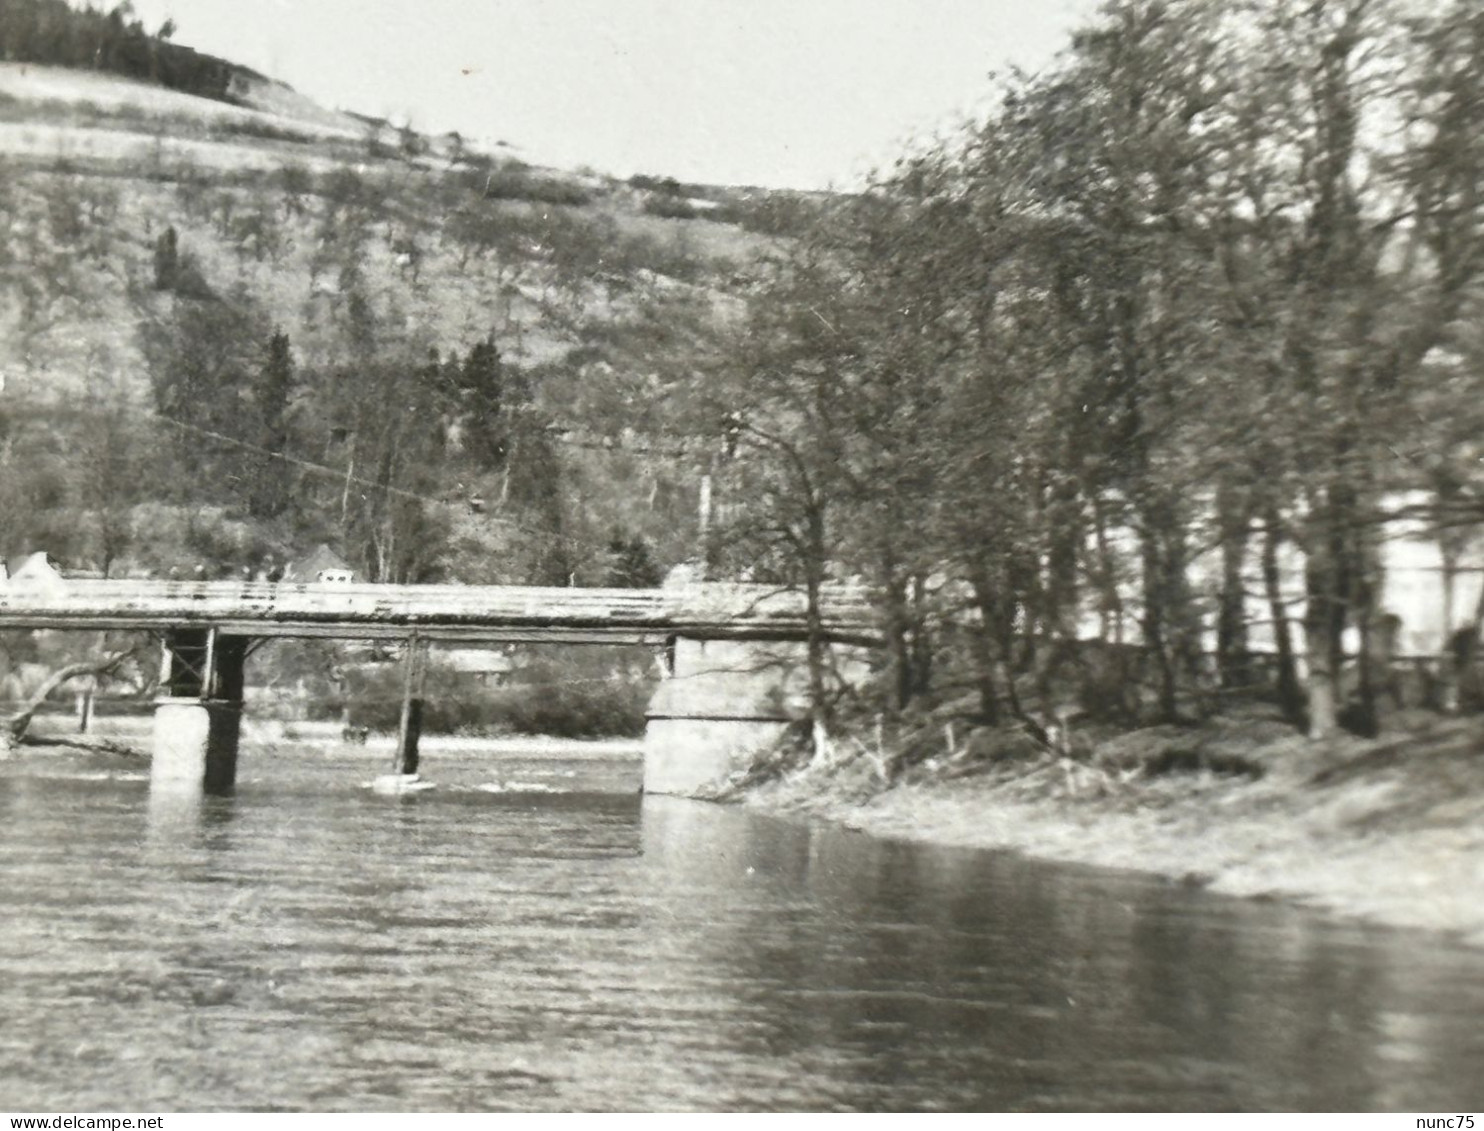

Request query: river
[{"left": 2, "top": 739, "right": 1482, "bottom": 1112}]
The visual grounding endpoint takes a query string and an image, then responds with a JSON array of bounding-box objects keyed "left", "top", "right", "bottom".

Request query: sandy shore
[{"left": 744, "top": 712, "right": 1484, "bottom": 947}]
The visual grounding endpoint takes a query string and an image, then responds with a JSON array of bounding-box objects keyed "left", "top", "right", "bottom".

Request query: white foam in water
[
  {"left": 477, "top": 781, "right": 561, "bottom": 794},
  {"left": 366, "top": 773, "right": 436, "bottom": 795}
]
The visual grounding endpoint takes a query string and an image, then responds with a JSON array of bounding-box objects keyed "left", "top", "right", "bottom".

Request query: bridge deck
[{"left": 0, "top": 580, "right": 878, "bottom": 644}]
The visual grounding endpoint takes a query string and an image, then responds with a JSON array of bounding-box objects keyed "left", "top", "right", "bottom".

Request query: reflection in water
[
  {"left": 146, "top": 787, "right": 238, "bottom": 847},
  {"left": 0, "top": 747, "right": 1481, "bottom": 1111}
]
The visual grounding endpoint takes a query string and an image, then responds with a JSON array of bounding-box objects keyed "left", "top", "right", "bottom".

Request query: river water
[{"left": 2, "top": 739, "right": 1482, "bottom": 1113}]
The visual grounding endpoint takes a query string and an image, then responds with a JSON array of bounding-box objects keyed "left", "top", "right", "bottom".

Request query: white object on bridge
[
  {"left": 284, "top": 544, "right": 356, "bottom": 584},
  {"left": 6, "top": 552, "right": 65, "bottom": 596},
  {"left": 368, "top": 773, "right": 435, "bottom": 795}
]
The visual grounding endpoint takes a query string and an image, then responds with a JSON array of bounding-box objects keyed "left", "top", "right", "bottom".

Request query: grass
[{"left": 478, "top": 166, "right": 593, "bottom": 207}]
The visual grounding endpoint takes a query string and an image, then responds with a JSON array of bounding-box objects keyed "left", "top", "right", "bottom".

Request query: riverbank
[{"left": 742, "top": 708, "right": 1484, "bottom": 947}]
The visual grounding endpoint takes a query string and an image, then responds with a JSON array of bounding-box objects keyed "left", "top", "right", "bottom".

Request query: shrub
[
  {"left": 642, "top": 194, "right": 699, "bottom": 220},
  {"left": 713, "top": 191, "right": 824, "bottom": 238},
  {"left": 342, "top": 651, "right": 654, "bottom": 738},
  {"left": 215, "top": 118, "right": 314, "bottom": 146},
  {"left": 492, "top": 660, "right": 651, "bottom": 738},
  {"left": 628, "top": 174, "right": 682, "bottom": 195},
  {"left": 480, "top": 168, "right": 592, "bottom": 207},
  {"left": 608, "top": 227, "right": 704, "bottom": 283},
  {"left": 153, "top": 226, "right": 179, "bottom": 290}
]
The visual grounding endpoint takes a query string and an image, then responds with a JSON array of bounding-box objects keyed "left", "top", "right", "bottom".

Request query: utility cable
[{"left": 150, "top": 412, "right": 678, "bottom": 559}]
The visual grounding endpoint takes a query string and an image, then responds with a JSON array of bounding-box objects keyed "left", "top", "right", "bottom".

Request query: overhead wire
[{"left": 146, "top": 409, "right": 718, "bottom": 562}]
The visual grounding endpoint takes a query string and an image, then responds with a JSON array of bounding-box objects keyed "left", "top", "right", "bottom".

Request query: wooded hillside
[{"left": 0, "top": 51, "right": 823, "bottom": 591}]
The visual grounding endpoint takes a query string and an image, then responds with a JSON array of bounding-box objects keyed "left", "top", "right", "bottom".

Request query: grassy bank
[{"left": 741, "top": 708, "right": 1484, "bottom": 947}]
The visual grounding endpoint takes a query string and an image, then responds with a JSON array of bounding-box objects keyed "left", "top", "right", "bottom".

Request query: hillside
[{"left": 0, "top": 60, "right": 827, "bottom": 586}]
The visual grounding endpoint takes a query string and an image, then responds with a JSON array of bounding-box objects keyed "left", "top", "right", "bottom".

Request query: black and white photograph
[{"left": 1, "top": 0, "right": 1483, "bottom": 1115}]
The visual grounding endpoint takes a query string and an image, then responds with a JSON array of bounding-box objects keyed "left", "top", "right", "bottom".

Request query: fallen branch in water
[
  {"left": 4, "top": 643, "right": 148, "bottom": 748},
  {"left": 11, "top": 731, "right": 146, "bottom": 758}
]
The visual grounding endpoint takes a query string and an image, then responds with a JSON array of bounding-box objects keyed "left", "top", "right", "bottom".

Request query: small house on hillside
[
  {"left": 4, "top": 552, "right": 66, "bottom": 596},
  {"left": 284, "top": 544, "right": 356, "bottom": 584}
]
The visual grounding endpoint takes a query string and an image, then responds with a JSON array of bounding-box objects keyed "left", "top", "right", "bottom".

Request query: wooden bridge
[
  {"left": 0, "top": 579, "right": 878, "bottom": 644},
  {"left": 0, "top": 579, "right": 879, "bottom": 797}
]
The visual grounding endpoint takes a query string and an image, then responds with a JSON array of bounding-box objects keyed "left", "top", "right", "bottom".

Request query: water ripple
[{"left": 2, "top": 748, "right": 1483, "bottom": 1110}]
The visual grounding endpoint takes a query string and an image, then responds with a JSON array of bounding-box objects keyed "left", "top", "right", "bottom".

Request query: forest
[
  {"left": 703, "top": 0, "right": 1484, "bottom": 752},
  {"left": 0, "top": 0, "right": 247, "bottom": 104},
  {"left": 5, "top": 0, "right": 1484, "bottom": 755}
]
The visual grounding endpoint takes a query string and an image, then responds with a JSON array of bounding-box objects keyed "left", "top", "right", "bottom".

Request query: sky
[{"left": 125, "top": 0, "right": 1101, "bottom": 190}]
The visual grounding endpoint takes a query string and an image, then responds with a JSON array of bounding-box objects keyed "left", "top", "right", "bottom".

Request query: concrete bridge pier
[
  {"left": 151, "top": 628, "right": 248, "bottom": 795},
  {"left": 644, "top": 636, "right": 799, "bottom": 796}
]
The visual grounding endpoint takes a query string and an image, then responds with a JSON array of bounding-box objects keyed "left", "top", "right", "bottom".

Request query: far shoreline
[{"left": 4, "top": 714, "right": 645, "bottom": 760}]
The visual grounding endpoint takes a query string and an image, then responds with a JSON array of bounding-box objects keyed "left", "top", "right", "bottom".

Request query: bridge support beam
[
  {"left": 645, "top": 634, "right": 876, "bottom": 795},
  {"left": 393, "top": 637, "right": 428, "bottom": 777},
  {"left": 644, "top": 636, "right": 799, "bottom": 796},
  {"left": 151, "top": 629, "right": 248, "bottom": 795}
]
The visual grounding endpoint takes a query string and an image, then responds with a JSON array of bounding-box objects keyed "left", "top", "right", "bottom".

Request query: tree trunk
[
  {"left": 803, "top": 502, "right": 832, "bottom": 766},
  {"left": 1435, "top": 480, "right": 1465, "bottom": 712},
  {"left": 1141, "top": 529, "right": 1178, "bottom": 722},
  {"left": 6, "top": 646, "right": 142, "bottom": 746},
  {"left": 1444, "top": 566, "right": 1484, "bottom": 713},
  {"left": 1441, "top": 535, "right": 1459, "bottom": 646},
  {"left": 1302, "top": 511, "right": 1348, "bottom": 739},
  {"left": 1349, "top": 521, "right": 1387, "bottom": 736},
  {"left": 879, "top": 572, "right": 913, "bottom": 713},
  {"left": 1140, "top": 494, "right": 1191, "bottom": 724},
  {"left": 1089, "top": 492, "right": 1126, "bottom": 645},
  {"left": 907, "top": 573, "right": 932, "bottom": 700},
  {"left": 1261, "top": 503, "right": 1304, "bottom": 725},
  {"left": 965, "top": 566, "right": 1003, "bottom": 725},
  {"left": 1216, "top": 483, "right": 1253, "bottom": 691},
  {"left": 1036, "top": 477, "right": 1083, "bottom": 716},
  {"left": 1044, "top": 478, "right": 1082, "bottom": 647}
]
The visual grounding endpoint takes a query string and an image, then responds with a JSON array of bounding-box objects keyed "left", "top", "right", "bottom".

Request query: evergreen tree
[
  {"left": 152, "top": 225, "right": 178, "bottom": 291},
  {"left": 458, "top": 335, "right": 509, "bottom": 470},
  {"left": 248, "top": 329, "right": 294, "bottom": 518},
  {"left": 605, "top": 533, "right": 661, "bottom": 588}
]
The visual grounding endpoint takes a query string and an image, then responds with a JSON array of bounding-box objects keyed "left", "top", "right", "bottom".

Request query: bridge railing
[
  {"left": 0, "top": 579, "right": 879, "bottom": 633},
  {"left": 0, "top": 580, "right": 671, "bottom": 621},
  {"left": 665, "top": 582, "right": 876, "bottom": 623}
]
